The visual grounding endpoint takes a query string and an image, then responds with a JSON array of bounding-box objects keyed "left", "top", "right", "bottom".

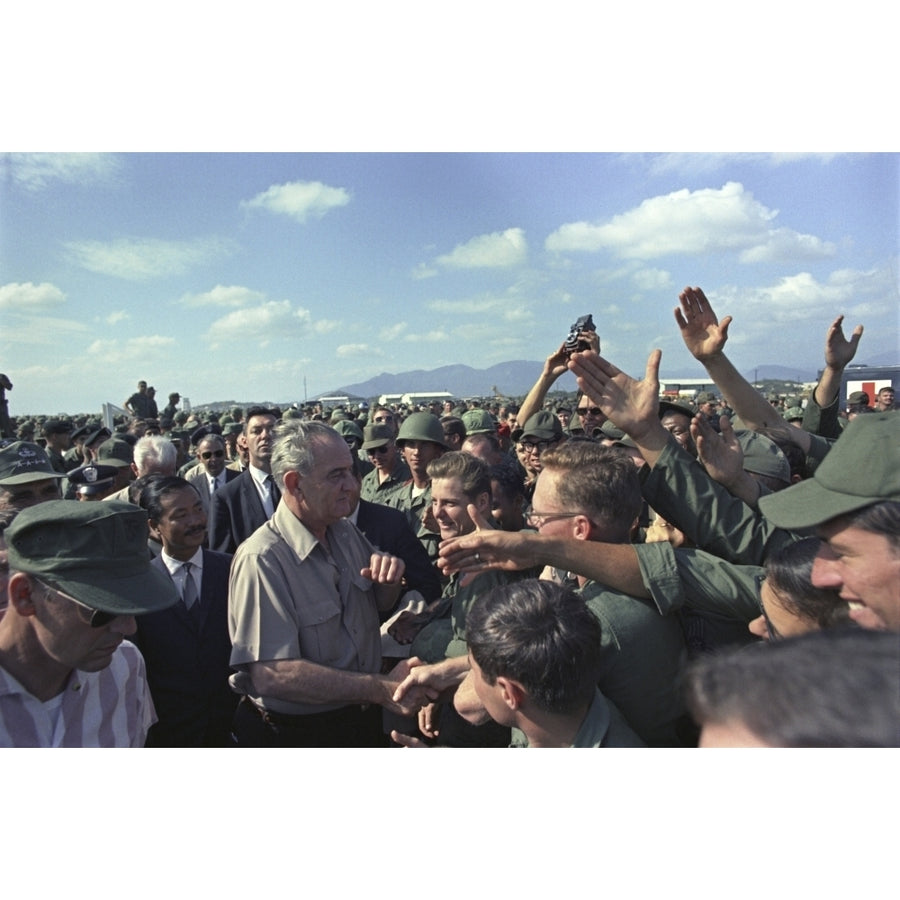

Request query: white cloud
[
  {"left": 434, "top": 227, "right": 528, "bottom": 269},
  {"left": 104, "top": 310, "right": 130, "bottom": 325},
  {"left": 545, "top": 182, "right": 836, "bottom": 262},
  {"left": 241, "top": 180, "right": 351, "bottom": 223},
  {"left": 4, "top": 152, "right": 122, "bottom": 190},
  {"left": 180, "top": 284, "right": 266, "bottom": 308},
  {"left": 0, "top": 316, "right": 89, "bottom": 345},
  {"left": 379, "top": 323, "right": 408, "bottom": 341},
  {"left": 402, "top": 330, "right": 450, "bottom": 343},
  {"left": 0, "top": 281, "right": 66, "bottom": 309},
  {"left": 64, "top": 236, "right": 231, "bottom": 280},
  {"left": 411, "top": 262, "right": 438, "bottom": 280},
  {"left": 632, "top": 268, "right": 672, "bottom": 291},
  {"left": 336, "top": 343, "right": 372, "bottom": 357},
  {"left": 83, "top": 335, "right": 177, "bottom": 366},
  {"left": 204, "top": 300, "right": 315, "bottom": 344},
  {"left": 644, "top": 153, "right": 839, "bottom": 177}
]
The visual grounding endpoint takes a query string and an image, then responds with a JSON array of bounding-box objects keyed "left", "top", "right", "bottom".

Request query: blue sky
[{"left": 2, "top": 152, "right": 896, "bottom": 415}]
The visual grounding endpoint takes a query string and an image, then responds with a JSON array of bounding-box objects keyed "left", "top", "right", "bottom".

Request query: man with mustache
[{"left": 136, "top": 476, "right": 237, "bottom": 746}]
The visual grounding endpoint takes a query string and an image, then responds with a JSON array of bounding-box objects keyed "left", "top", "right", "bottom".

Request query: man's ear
[
  {"left": 572, "top": 514, "right": 594, "bottom": 542},
  {"left": 7, "top": 572, "right": 39, "bottom": 618},
  {"left": 283, "top": 470, "right": 301, "bottom": 497},
  {"left": 147, "top": 518, "right": 162, "bottom": 541},
  {"left": 131, "top": 462, "right": 140, "bottom": 479},
  {"left": 474, "top": 491, "right": 491, "bottom": 517},
  {"left": 496, "top": 676, "right": 526, "bottom": 711}
]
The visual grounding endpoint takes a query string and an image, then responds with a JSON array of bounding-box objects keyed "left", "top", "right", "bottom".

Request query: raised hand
[{"left": 675, "top": 286, "right": 732, "bottom": 363}]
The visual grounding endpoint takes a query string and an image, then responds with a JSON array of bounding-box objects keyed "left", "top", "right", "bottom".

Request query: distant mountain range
[{"left": 320, "top": 361, "right": 823, "bottom": 402}]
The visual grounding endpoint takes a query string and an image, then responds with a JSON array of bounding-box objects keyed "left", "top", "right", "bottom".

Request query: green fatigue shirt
[
  {"left": 391, "top": 481, "right": 442, "bottom": 563},
  {"left": 360, "top": 458, "right": 412, "bottom": 506},
  {"left": 510, "top": 688, "right": 646, "bottom": 748},
  {"left": 633, "top": 539, "right": 763, "bottom": 655},
  {"left": 639, "top": 438, "right": 801, "bottom": 568},
  {"left": 578, "top": 578, "right": 688, "bottom": 748}
]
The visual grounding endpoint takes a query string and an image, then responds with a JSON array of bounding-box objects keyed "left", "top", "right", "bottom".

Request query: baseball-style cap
[
  {"left": 0, "top": 442, "right": 66, "bottom": 486},
  {"left": 96, "top": 438, "right": 134, "bottom": 467},
  {"left": 461, "top": 409, "right": 496, "bottom": 435},
  {"left": 695, "top": 392, "right": 717, "bottom": 404},
  {"left": 759, "top": 412, "right": 900, "bottom": 529},
  {"left": 847, "top": 391, "right": 869, "bottom": 406},
  {"left": 783, "top": 406, "right": 804, "bottom": 422},
  {"left": 42, "top": 419, "right": 73, "bottom": 437},
  {"left": 333, "top": 420, "right": 365, "bottom": 443},
  {"left": 5, "top": 500, "right": 178, "bottom": 616},
  {"left": 515, "top": 411, "right": 564, "bottom": 443},
  {"left": 736, "top": 430, "right": 791, "bottom": 485},
  {"left": 658, "top": 400, "right": 695, "bottom": 420},
  {"left": 362, "top": 424, "right": 394, "bottom": 451}
]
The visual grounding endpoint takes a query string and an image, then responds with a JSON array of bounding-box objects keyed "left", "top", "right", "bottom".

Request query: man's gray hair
[
  {"left": 271, "top": 420, "right": 341, "bottom": 487},
  {"left": 134, "top": 434, "right": 177, "bottom": 476}
]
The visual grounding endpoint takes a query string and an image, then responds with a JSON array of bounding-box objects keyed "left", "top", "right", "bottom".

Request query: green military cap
[
  {"left": 735, "top": 430, "right": 791, "bottom": 485},
  {"left": 223, "top": 422, "right": 243, "bottom": 436},
  {"left": 96, "top": 438, "right": 134, "bottom": 467},
  {"left": 66, "top": 462, "right": 120, "bottom": 496},
  {"left": 598, "top": 420, "right": 627, "bottom": 441},
  {"left": 759, "top": 413, "right": 900, "bottom": 529},
  {"left": 362, "top": 424, "right": 394, "bottom": 451},
  {"left": 397, "top": 412, "right": 448, "bottom": 449},
  {"left": 461, "top": 409, "right": 496, "bottom": 435},
  {"left": 514, "top": 410, "right": 564, "bottom": 443},
  {"left": 847, "top": 391, "right": 869, "bottom": 407},
  {"left": 695, "top": 391, "right": 717, "bottom": 404},
  {"left": 333, "top": 420, "right": 365, "bottom": 442},
  {"left": 42, "top": 418, "right": 73, "bottom": 437},
  {"left": 783, "top": 406, "right": 804, "bottom": 422},
  {"left": 0, "top": 441, "right": 66, "bottom": 486},
  {"left": 5, "top": 500, "right": 178, "bottom": 617}
]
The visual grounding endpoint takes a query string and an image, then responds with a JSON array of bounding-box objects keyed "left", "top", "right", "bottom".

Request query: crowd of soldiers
[{"left": 0, "top": 286, "right": 897, "bottom": 748}]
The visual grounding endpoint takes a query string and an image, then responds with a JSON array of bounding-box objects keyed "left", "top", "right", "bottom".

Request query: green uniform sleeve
[
  {"left": 634, "top": 541, "right": 762, "bottom": 622},
  {"left": 639, "top": 439, "right": 800, "bottom": 567}
]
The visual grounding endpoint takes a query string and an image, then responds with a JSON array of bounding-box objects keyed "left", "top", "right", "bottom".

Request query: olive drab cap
[
  {"left": 0, "top": 442, "right": 66, "bottom": 486},
  {"left": 5, "top": 500, "right": 178, "bottom": 616},
  {"left": 759, "top": 412, "right": 900, "bottom": 529}
]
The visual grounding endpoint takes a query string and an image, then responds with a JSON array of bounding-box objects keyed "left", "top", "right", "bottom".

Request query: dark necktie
[
  {"left": 181, "top": 561, "right": 202, "bottom": 624},
  {"left": 266, "top": 475, "right": 281, "bottom": 509}
]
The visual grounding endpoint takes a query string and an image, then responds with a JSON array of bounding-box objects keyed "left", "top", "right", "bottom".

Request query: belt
[{"left": 242, "top": 696, "right": 371, "bottom": 729}]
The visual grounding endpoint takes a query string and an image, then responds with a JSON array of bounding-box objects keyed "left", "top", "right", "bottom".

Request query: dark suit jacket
[
  {"left": 356, "top": 499, "right": 442, "bottom": 613},
  {"left": 208, "top": 469, "right": 270, "bottom": 554},
  {"left": 187, "top": 466, "right": 241, "bottom": 517},
  {"left": 136, "top": 548, "right": 238, "bottom": 747}
]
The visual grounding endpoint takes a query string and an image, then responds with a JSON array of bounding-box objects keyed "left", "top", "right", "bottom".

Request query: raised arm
[
  {"left": 814, "top": 314, "right": 864, "bottom": 407},
  {"left": 675, "top": 286, "right": 784, "bottom": 431},
  {"left": 517, "top": 327, "right": 599, "bottom": 425}
]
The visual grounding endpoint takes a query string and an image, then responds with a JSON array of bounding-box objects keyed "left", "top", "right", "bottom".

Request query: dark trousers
[{"left": 232, "top": 697, "right": 389, "bottom": 748}]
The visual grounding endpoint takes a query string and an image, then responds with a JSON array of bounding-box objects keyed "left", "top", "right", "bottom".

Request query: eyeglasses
[
  {"left": 520, "top": 440, "right": 556, "bottom": 454},
  {"left": 40, "top": 580, "right": 119, "bottom": 628},
  {"left": 366, "top": 445, "right": 391, "bottom": 456},
  {"left": 754, "top": 573, "right": 781, "bottom": 641},
  {"left": 200, "top": 450, "right": 225, "bottom": 460},
  {"left": 577, "top": 406, "right": 603, "bottom": 417},
  {"left": 525, "top": 510, "right": 582, "bottom": 529}
]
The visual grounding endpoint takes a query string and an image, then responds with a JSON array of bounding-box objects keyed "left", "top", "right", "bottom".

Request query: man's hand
[
  {"left": 390, "top": 729, "right": 430, "bottom": 748},
  {"left": 361, "top": 551, "right": 405, "bottom": 585},
  {"left": 418, "top": 702, "right": 441, "bottom": 740},
  {"left": 378, "top": 658, "right": 439, "bottom": 717},
  {"left": 387, "top": 609, "right": 432, "bottom": 644},
  {"left": 437, "top": 504, "right": 541, "bottom": 578},
  {"left": 823, "top": 314, "right": 864, "bottom": 370},
  {"left": 392, "top": 656, "right": 469, "bottom": 709},
  {"left": 543, "top": 342, "right": 574, "bottom": 380},
  {"left": 674, "top": 286, "right": 732, "bottom": 363},
  {"left": 693, "top": 413, "right": 745, "bottom": 490},
  {"left": 566, "top": 348, "right": 663, "bottom": 445}
]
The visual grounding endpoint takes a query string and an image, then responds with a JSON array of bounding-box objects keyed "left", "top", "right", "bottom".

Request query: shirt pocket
[{"left": 294, "top": 593, "right": 344, "bottom": 667}]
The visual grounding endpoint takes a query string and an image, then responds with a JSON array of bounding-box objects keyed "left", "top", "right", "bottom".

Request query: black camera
[{"left": 564, "top": 314, "right": 595, "bottom": 353}]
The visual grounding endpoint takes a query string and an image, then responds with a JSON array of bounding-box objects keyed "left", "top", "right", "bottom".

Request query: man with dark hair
[
  {"left": 685, "top": 628, "right": 900, "bottom": 747},
  {"left": 136, "top": 476, "right": 237, "bottom": 746},
  {"left": 187, "top": 432, "right": 240, "bottom": 516},
  {"left": 463, "top": 580, "right": 643, "bottom": 747},
  {"left": 124, "top": 380, "right": 153, "bottom": 419},
  {"left": 209, "top": 406, "right": 280, "bottom": 554},
  {"left": 0, "top": 500, "right": 178, "bottom": 746}
]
